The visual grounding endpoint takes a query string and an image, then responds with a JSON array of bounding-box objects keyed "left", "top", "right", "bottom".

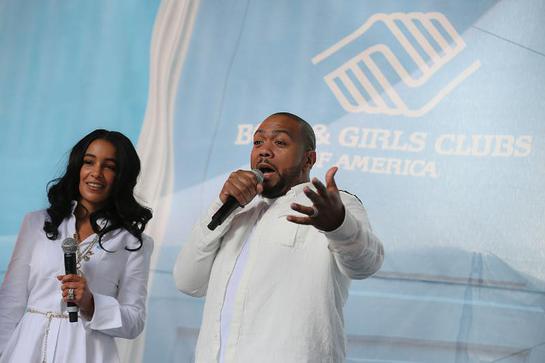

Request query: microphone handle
[
  {"left": 64, "top": 252, "right": 79, "bottom": 323},
  {"left": 207, "top": 196, "right": 240, "bottom": 231},
  {"left": 207, "top": 169, "right": 263, "bottom": 231}
]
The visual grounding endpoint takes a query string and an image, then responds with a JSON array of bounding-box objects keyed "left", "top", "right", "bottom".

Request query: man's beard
[{"left": 261, "top": 166, "right": 303, "bottom": 199}]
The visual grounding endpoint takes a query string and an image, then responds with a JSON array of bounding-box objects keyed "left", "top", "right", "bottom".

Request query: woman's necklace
[{"left": 73, "top": 231, "right": 99, "bottom": 272}]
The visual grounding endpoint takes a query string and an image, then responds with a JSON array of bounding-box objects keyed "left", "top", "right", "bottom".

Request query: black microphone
[
  {"left": 62, "top": 237, "right": 79, "bottom": 323},
  {"left": 207, "top": 169, "right": 264, "bottom": 231}
]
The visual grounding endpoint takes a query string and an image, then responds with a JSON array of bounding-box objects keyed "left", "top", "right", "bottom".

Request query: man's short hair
[{"left": 271, "top": 112, "right": 316, "bottom": 151}]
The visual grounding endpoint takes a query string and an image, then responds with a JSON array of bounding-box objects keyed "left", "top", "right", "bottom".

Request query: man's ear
[{"left": 305, "top": 150, "right": 317, "bottom": 170}]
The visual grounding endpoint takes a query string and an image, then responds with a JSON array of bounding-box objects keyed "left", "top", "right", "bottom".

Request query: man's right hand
[{"left": 219, "top": 170, "right": 263, "bottom": 206}]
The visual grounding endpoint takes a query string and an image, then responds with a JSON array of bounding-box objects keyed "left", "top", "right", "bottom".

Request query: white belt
[{"left": 26, "top": 308, "right": 71, "bottom": 363}]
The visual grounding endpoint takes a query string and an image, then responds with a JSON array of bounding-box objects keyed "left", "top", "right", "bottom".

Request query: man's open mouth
[{"left": 257, "top": 164, "right": 276, "bottom": 178}]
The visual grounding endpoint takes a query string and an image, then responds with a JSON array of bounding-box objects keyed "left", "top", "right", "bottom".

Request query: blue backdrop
[{"left": 1, "top": 0, "right": 544, "bottom": 362}]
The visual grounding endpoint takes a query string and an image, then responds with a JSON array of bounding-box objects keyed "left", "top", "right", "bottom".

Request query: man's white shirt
[{"left": 173, "top": 182, "right": 384, "bottom": 363}]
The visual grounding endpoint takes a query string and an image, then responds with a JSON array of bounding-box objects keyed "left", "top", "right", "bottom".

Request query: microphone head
[
  {"left": 62, "top": 237, "right": 78, "bottom": 253},
  {"left": 251, "top": 169, "right": 264, "bottom": 184}
]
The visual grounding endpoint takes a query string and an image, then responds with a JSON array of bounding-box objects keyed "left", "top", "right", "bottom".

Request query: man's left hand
[{"left": 287, "top": 166, "right": 345, "bottom": 232}]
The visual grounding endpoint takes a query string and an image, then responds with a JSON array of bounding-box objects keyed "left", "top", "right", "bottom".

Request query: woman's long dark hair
[{"left": 44, "top": 129, "right": 152, "bottom": 251}]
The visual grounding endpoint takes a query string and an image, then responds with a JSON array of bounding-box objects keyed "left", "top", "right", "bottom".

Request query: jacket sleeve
[
  {"left": 85, "top": 234, "right": 154, "bottom": 339},
  {"left": 0, "top": 214, "right": 34, "bottom": 354},
  {"left": 324, "top": 192, "right": 384, "bottom": 280},
  {"left": 173, "top": 199, "right": 237, "bottom": 297}
]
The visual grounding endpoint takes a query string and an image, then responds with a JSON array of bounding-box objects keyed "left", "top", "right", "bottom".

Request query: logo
[{"left": 312, "top": 12, "right": 481, "bottom": 117}]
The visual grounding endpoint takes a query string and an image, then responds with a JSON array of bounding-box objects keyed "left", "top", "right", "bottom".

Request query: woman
[{"left": 0, "top": 130, "right": 153, "bottom": 362}]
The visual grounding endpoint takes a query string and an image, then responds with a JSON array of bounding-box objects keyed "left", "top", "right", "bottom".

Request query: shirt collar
[
  {"left": 70, "top": 200, "right": 78, "bottom": 214},
  {"left": 260, "top": 181, "right": 313, "bottom": 205},
  {"left": 285, "top": 181, "right": 313, "bottom": 197},
  {"left": 70, "top": 200, "right": 109, "bottom": 229},
  {"left": 68, "top": 201, "right": 124, "bottom": 245}
]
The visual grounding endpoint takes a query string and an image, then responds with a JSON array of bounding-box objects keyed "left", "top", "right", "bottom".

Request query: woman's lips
[{"left": 86, "top": 181, "right": 105, "bottom": 192}]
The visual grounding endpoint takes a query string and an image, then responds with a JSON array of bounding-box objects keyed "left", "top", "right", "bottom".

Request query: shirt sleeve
[
  {"left": 324, "top": 192, "right": 384, "bottom": 280},
  {"left": 0, "top": 214, "right": 34, "bottom": 354},
  {"left": 173, "top": 199, "right": 238, "bottom": 297},
  {"left": 85, "top": 234, "right": 154, "bottom": 339}
]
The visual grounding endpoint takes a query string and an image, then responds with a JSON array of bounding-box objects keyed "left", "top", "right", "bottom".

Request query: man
[{"left": 173, "top": 112, "right": 384, "bottom": 362}]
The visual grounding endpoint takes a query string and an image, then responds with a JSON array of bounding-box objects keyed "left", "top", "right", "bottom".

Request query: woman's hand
[{"left": 57, "top": 274, "right": 95, "bottom": 320}]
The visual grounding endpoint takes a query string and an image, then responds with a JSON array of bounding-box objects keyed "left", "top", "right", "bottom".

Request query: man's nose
[{"left": 259, "top": 145, "right": 273, "bottom": 158}]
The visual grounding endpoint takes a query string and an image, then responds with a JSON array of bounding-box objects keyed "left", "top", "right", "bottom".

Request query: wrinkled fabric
[
  {"left": 0, "top": 209, "right": 153, "bottom": 363},
  {"left": 174, "top": 182, "right": 384, "bottom": 363}
]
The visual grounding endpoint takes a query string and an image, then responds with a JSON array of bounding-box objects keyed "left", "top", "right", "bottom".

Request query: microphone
[
  {"left": 61, "top": 237, "right": 79, "bottom": 322},
  {"left": 207, "top": 169, "right": 264, "bottom": 231}
]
